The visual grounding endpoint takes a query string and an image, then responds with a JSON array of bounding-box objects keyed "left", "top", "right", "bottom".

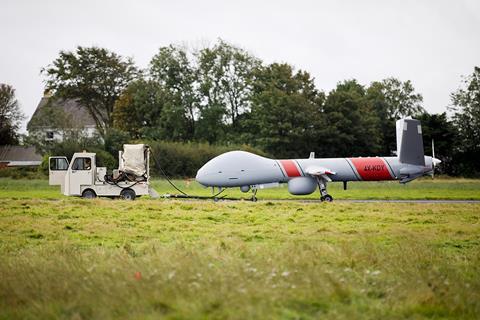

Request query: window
[
  {"left": 72, "top": 157, "right": 92, "bottom": 170},
  {"left": 46, "top": 131, "right": 54, "bottom": 140},
  {"left": 50, "top": 158, "right": 68, "bottom": 171}
]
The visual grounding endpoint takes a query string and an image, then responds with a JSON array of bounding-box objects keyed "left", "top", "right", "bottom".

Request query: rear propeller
[{"left": 431, "top": 139, "right": 442, "bottom": 178}]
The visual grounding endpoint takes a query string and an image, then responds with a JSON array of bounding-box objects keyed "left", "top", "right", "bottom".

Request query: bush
[
  {"left": 104, "top": 129, "right": 131, "bottom": 162},
  {"left": 39, "top": 154, "right": 50, "bottom": 175},
  {"left": 0, "top": 167, "right": 46, "bottom": 179},
  {"left": 23, "top": 136, "right": 266, "bottom": 179},
  {"left": 92, "top": 149, "right": 117, "bottom": 169},
  {"left": 147, "top": 141, "right": 267, "bottom": 178},
  {"left": 39, "top": 148, "right": 117, "bottom": 172}
]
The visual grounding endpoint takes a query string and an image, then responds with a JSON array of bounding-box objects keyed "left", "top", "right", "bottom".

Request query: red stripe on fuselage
[
  {"left": 279, "top": 160, "right": 301, "bottom": 177},
  {"left": 349, "top": 157, "right": 393, "bottom": 181}
]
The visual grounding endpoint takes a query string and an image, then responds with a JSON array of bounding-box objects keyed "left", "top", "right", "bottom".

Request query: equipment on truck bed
[{"left": 49, "top": 144, "right": 155, "bottom": 200}]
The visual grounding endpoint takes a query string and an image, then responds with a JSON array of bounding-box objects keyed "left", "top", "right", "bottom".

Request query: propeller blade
[
  {"left": 430, "top": 139, "right": 441, "bottom": 178},
  {"left": 432, "top": 139, "right": 435, "bottom": 160}
]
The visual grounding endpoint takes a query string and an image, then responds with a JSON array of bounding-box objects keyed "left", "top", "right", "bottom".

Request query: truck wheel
[
  {"left": 120, "top": 189, "right": 136, "bottom": 201},
  {"left": 82, "top": 189, "right": 96, "bottom": 199}
]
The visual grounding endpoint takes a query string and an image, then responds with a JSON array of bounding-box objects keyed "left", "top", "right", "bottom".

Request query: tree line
[{"left": 1, "top": 40, "right": 479, "bottom": 176}]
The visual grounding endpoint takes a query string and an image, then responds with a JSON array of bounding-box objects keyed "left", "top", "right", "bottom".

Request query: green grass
[
  {"left": 0, "top": 179, "right": 479, "bottom": 319},
  {"left": 1, "top": 177, "right": 480, "bottom": 200}
]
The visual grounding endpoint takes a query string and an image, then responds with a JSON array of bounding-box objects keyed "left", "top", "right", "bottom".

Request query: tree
[
  {"left": 113, "top": 80, "right": 173, "bottom": 140},
  {"left": 150, "top": 45, "right": 198, "bottom": 140},
  {"left": 42, "top": 46, "right": 138, "bottom": 137},
  {"left": 147, "top": 40, "right": 261, "bottom": 144},
  {"left": 247, "top": 63, "right": 327, "bottom": 158},
  {"left": 323, "top": 80, "right": 381, "bottom": 156},
  {"left": 0, "top": 84, "right": 24, "bottom": 145},
  {"left": 450, "top": 66, "right": 480, "bottom": 176},
  {"left": 417, "top": 112, "right": 457, "bottom": 175},
  {"left": 367, "top": 78, "right": 424, "bottom": 154},
  {"left": 375, "top": 78, "right": 424, "bottom": 118},
  {"left": 197, "top": 40, "right": 261, "bottom": 131}
]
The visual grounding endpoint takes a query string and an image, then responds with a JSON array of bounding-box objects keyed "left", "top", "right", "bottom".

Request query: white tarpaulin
[{"left": 122, "top": 144, "right": 146, "bottom": 176}]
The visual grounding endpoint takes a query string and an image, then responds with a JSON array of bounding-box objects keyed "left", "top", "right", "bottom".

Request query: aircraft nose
[{"left": 195, "top": 166, "right": 208, "bottom": 186}]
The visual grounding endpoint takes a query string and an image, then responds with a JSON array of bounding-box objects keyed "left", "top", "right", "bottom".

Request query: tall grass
[
  {"left": 1, "top": 177, "right": 480, "bottom": 200},
  {"left": 0, "top": 198, "right": 479, "bottom": 319},
  {"left": 1, "top": 240, "right": 479, "bottom": 319}
]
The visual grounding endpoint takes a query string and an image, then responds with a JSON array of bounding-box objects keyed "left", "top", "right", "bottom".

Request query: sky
[{"left": 1, "top": 0, "right": 479, "bottom": 132}]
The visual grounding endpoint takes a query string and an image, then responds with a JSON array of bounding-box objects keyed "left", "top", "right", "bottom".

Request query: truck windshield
[{"left": 72, "top": 157, "right": 92, "bottom": 170}]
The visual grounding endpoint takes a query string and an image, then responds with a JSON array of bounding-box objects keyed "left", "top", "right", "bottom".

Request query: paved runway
[
  {"left": 167, "top": 195, "right": 480, "bottom": 204},
  {"left": 163, "top": 193, "right": 480, "bottom": 203},
  {"left": 331, "top": 199, "right": 480, "bottom": 204},
  {"left": 256, "top": 199, "right": 480, "bottom": 204}
]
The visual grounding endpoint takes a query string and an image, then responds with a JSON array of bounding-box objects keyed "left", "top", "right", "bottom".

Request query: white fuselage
[{"left": 195, "top": 151, "right": 436, "bottom": 188}]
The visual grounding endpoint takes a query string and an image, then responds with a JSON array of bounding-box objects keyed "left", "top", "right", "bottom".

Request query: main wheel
[
  {"left": 323, "top": 194, "right": 333, "bottom": 202},
  {"left": 82, "top": 189, "right": 96, "bottom": 199},
  {"left": 120, "top": 189, "right": 136, "bottom": 201}
]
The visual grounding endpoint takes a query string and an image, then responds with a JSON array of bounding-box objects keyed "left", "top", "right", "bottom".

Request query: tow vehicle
[{"left": 49, "top": 144, "right": 153, "bottom": 200}]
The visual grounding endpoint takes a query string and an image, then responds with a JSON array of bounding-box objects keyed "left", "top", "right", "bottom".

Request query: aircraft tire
[{"left": 323, "top": 195, "right": 333, "bottom": 202}]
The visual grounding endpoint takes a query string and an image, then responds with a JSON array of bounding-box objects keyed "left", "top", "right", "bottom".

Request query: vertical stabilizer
[{"left": 396, "top": 118, "right": 425, "bottom": 166}]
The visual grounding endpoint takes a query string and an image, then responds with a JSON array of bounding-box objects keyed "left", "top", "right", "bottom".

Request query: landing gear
[
  {"left": 316, "top": 177, "right": 333, "bottom": 202},
  {"left": 321, "top": 194, "right": 333, "bottom": 202},
  {"left": 251, "top": 188, "right": 258, "bottom": 202},
  {"left": 212, "top": 187, "right": 223, "bottom": 202}
]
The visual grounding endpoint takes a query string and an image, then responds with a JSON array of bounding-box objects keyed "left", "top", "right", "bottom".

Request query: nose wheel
[
  {"left": 212, "top": 187, "right": 225, "bottom": 202},
  {"left": 251, "top": 188, "right": 258, "bottom": 202}
]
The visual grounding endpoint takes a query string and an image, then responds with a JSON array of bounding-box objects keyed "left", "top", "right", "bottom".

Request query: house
[
  {"left": 0, "top": 145, "right": 42, "bottom": 168},
  {"left": 27, "top": 91, "right": 99, "bottom": 141}
]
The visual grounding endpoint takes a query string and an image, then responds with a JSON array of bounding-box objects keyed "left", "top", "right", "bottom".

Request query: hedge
[
  {"left": 6, "top": 141, "right": 266, "bottom": 180},
  {"left": 146, "top": 141, "right": 267, "bottom": 178}
]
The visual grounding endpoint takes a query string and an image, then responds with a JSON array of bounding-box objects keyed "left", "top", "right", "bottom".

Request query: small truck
[{"left": 49, "top": 144, "right": 152, "bottom": 200}]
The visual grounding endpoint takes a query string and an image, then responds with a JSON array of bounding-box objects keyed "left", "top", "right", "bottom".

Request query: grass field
[
  {"left": 1, "top": 177, "right": 480, "bottom": 200},
  {"left": 0, "top": 178, "right": 479, "bottom": 319}
]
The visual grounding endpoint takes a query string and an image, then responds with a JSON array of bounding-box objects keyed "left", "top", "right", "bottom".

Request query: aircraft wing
[{"left": 305, "top": 166, "right": 336, "bottom": 181}]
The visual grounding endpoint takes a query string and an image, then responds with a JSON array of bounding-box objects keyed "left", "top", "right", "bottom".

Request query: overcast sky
[{"left": 1, "top": 0, "right": 479, "bottom": 131}]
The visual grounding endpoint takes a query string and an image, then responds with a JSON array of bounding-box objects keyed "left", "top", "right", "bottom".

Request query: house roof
[
  {"left": 27, "top": 97, "right": 97, "bottom": 131},
  {"left": 0, "top": 145, "right": 42, "bottom": 163}
]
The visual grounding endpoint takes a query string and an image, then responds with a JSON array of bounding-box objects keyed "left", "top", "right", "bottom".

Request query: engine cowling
[
  {"left": 240, "top": 185, "right": 250, "bottom": 193},
  {"left": 288, "top": 177, "right": 317, "bottom": 195}
]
